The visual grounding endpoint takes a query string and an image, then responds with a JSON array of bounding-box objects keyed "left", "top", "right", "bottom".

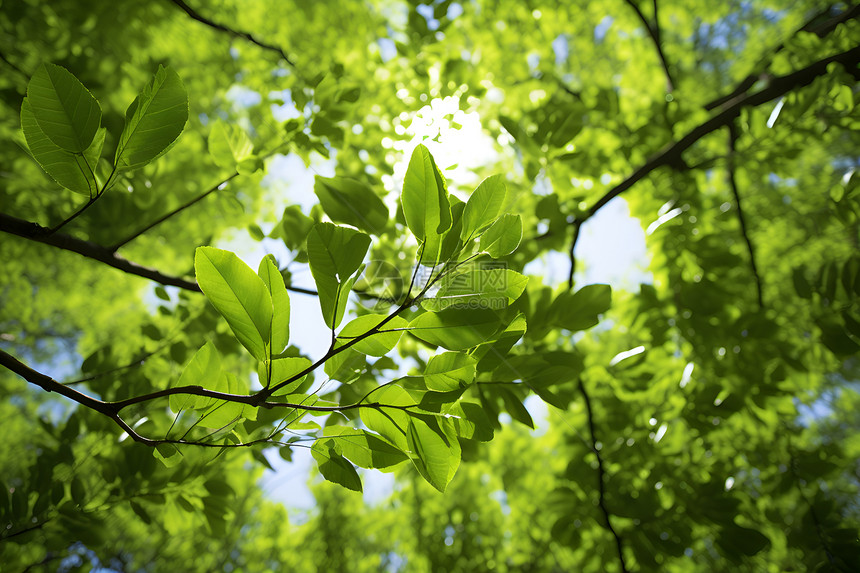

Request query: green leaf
[
  {"left": 208, "top": 121, "right": 254, "bottom": 168},
  {"left": 401, "top": 144, "right": 452, "bottom": 263},
  {"left": 306, "top": 223, "right": 372, "bottom": 329},
  {"left": 170, "top": 341, "right": 222, "bottom": 413},
  {"left": 498, "top": 387, "right": 534, "bottom": 428},
  {"left": 479, "top": 214, "right": 523, "bottom": 257},
  {"left": 550, "top": 284, "right": 612, "bottom": 331},
  {"left": 195, "top": 247, "right": 273, "bottom": 361},
  {"left": 409, "top": 308, "right": 502, "bottom": 350},
  {"left": 338, "top": 314, "right": 408, "bottom": 356},
  {"left": 154, "top": 443, "right": 183, "bottom": 468},
  {"left": 407, "top": 416, "right": 460, "bottom": 492},
  {"left": 322, "top": 427, "right": 408, "bottom": 469},
  {"left": 461, "top": 174, "right": 507, "bottom": 241},
  {"left": 439, "top": 197, "right": 465, "bottom": 262},
  {"left": 272, "top": 205, "right": 315, "bottom": 251},
  {"left": 360, "top": 385, "right": 416, "bottom": 450},
  {"left": 197, "top": 372, "right": 251, "bottom": 428},
  {"left": 424, "top": 352, "right": 477, "bottom": 391},
  {"left": 258, "top": 255, "right": 290, "bottom": 355},
  {"left": 445, "top": 400, "right": 494, "bottom": 441},
  {"left": 115, "top": 65, "right": 188, "bottom": 170},
  {"left": 323, "top": 346, "right": 366, "bottom": 383},
  {"left": 20, "top": 98, "right": 101, "bottom": 195},
  {"left": 717, "top": 524, "right": 771, "bottom": 557},
  {"left": 422, "top": 268, "right": 529, "bottom": 311},
  {"left": 26, "top": 63, "right": 101, "bottom": 153},
  {"left": 311, "top": 442, "right": 363, "bottom": 492},
  {"left": 260, "top": 356, "right": 312, "bottom": 395},
  {"left": 314, "top": 176, "right": 389, "bottom": 234}
]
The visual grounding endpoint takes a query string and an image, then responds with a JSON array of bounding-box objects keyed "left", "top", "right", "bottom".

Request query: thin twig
[
  {"left": 727, "top": 121, "right": 764, "bottom": 309},
  {"left": 623, "top": 0, "right": 674, "bottom": 91},
  {"left": 49, "top": 196, "right": 97, "bottom": 234},
  {"left": 111, "top": 173, "right": 240, "bottom": 249},
  {"left": 578, "top": 378, "right": 629, "bottom": 573},
  {"left": 0, "top": 348, "right": 420, "bottom": 448},
  {"left": 582, "top": 46, "right": 859, "bottom": 220},
  {"left": 567, "top": 219, "right": 583, "bottom": 289},
  {"left": 704, "top": 4, "right": 859, "bottom": 110},
  {"left": 167, "top": 0, "right": 295, "bottom": 68},
  {"left": 0, "top": 212, "right": 319, "bottom": 296}
]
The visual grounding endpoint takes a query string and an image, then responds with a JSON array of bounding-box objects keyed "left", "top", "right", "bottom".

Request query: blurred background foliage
[{"left": 1, "top": 0, "right": 858, "bottom": 571}]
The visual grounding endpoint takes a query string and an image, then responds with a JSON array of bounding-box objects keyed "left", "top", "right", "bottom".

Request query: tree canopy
[{"left": 1, "top": 0, "right": 859, "bottom": 571}]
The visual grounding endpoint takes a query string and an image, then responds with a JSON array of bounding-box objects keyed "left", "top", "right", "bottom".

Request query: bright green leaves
[
  {"left": 423, "top": 268, "right": 529, "bottom": 312},
  {"left": 307, "top": 223, "right": 371, "bottom": 329},
  {"left": 21, "top": 99, "right": 103, "bottom": 195},
  {"left": 321, "top": 427, "right": 408, "bottom": 470},
  {"left": 257, "top": 255, "right": 290, "bottom": 356},
  {"left": 27, "top": 63, "right": 101, "bottom": 153},
  {"left": 21, "top": 63, "right": 104, "bottom": 195},
  {"left": 163, "top": 342, "right": 256, "bottom": 446},
  {"left": 311, "top": 427, "right": 411, "bottom": 492},
  {"left": 551, "top": 284, "right": 612, "bottom": 331},
  {"left": 311, "top": 443, "right": 363, "bottom": 492},
  {"left": 461, "top": 174, "right": 507, "bottom": 241},
  {"left": 115, "top": 65, "right": 188, "bottom": 171},
  {"left": 263, "top": 357, "right": 311, "bottom": 395},
  {"left": 169, "top": 341, "right": 221, "bottom": 412},
  {"left": 424, "top": 352, "right": 477, "bottom": 391},
  {"left": 194, "top": 248, "right": 295, "bottom": 363},
  {"left": 195, "top": 247, "right": 273, "bottom": 361},
  {"left": 20, "top": 63, "right": 187, "bottom": 196},
  {"left": 480, "top": 214, "right": 523, "bottom": 257},
  {"left": 407, "top": 416, "right": 460, "bottom": 492},
  {"left": 410, "top": 308, "right": 502, "bottom": 350},
  {"left": 314, "top": 176, "right": 389, "bottom": 234},
  {"left": 208, "top": 121, "right": 255, "bottom": 172},
  {"left": 401, "top": 144, "right": 452, "bottom": 263},
  {"left": 338, "top": 314, "right": 408, "bottom": 356},
  {"left": 359, "top": 385, "right": 460, "bottom": 492}
]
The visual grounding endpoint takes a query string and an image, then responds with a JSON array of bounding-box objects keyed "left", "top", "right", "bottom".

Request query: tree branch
[
  {"left": 623, "top": 0, "right": 674, "bottom": 91},
  {"left": 166, "top": 0, "right": 296, "bottom": 68},
  {"left": 727, "top": 121, "right": 764, "bottom": 309},
  {"left": 578, "top": 378, "right": 629, "bottom": 573},
  {"left": 0, "top": 212, "right": 319, "bottom": 296},
  {"left": 704, "top": 4, "right": 860, "bottom": 111},
  {"left": 111, "top": 173, "right": 240, "bottom": 250},
  {"left": 588, "top": 46, "right": 858, "bottom": 218},
  {"left": 0, "top": 348, "right": 419, "bottom": 449},
  {"left": 567, "top": 219, "right": 583, "bottom": 289},
  {"left": 565, "top": 45, "right": 860, "bottom": 279}
]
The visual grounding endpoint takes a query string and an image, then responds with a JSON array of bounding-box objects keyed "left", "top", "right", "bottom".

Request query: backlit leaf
[
  {"left": 27, "top": 63, "right": 101, "bottom": 152},
  {"left": 195, "top": 247, "right": 273, "bottom": 361},
  {"left": 115, "top": 65, "right": 188, "bottom": 170}
]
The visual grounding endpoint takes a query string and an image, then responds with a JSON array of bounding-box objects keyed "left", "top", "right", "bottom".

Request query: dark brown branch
[
  {"left": 585, "top": 46, "right": 859, "bottom": 219},
  {"left": 0, "top": 212, "right": 319, "bottom": 296},
  {"left": 167, "top": 0, "right": 295, "bottom": 68},
  {"left": 727, "top": 121, "right": 764, "bottom": 309},
  {"left": 567, "top": 219, "right": 583, "bottom": 289},
  {"left": 567, "top": 46, "right": 859, "bottom": 282},
  {"left": 705, "top": 4, "right": 860, "bottom": 110},
  {"left": 112, "top": 173, "right": 240, "bottom": 249},
  {"left": 578, "top": 378, "right": 629, "bottom": 573},
  {"left": 0, "top": 348, "right": 417, "bottom": 448},
  {"left": 0, "top": 349, "right": 117, "bottom": 416},
  {"left": 623, "top": 0, "right": 675, "bottom": 91}
]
